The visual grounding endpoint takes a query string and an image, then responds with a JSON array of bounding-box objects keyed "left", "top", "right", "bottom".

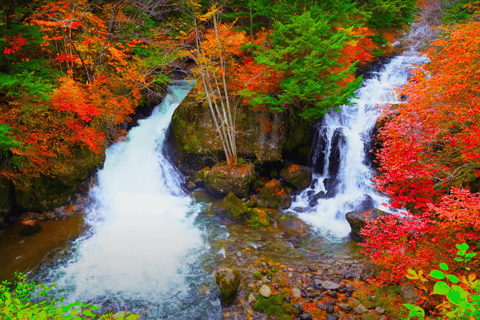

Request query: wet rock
[
  {"left": 326, "top": 316, "right": 337, "bottom": 320},
  {"left": 205, "top": 163, "right": 255, "bottom": 198},
  {"left": 278, "top": 215, "right": 313, "bottom": 238},
  {"left": 327, "top": 291, "right": 338, "bottom": 299},
  {"left": 186, "top": 181, "right": 196, "bottom": 191},
  {"left": 216, "top": 267, "right": 241, "bottom": 305},
  {"left": 259, "top": 285, "right": 271, "bottom": 298},
  {"left": 345, "top": 208, "right": 386, "bottom": 242},
  {"left": 280, "top": 164, "right": 312, "bottom": 190},
  {"left": 322, "top": 281, "right": 341, "bottom": 291},
  {"left": 256, "top": 179, "right": 292, "bottom": 209}
]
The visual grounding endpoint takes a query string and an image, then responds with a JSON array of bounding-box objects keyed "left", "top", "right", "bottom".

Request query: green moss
[
  {"left": 357, "top": 285, "right": 408, "bottom": 319},
  {"left": 253, "top": 272, "right": 263, "bottom": 280},
  {"left": 246, "top": 208, "right": 270, "bottom": 229},
  {"left": 222, "top": 192, "right": 248, "bottom": 220},
  {"left": 253, "top": 294, "right": 299, "bottom": 320}
]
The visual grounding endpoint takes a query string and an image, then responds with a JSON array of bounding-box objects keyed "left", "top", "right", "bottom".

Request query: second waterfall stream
[{"left": 290, "top": 50, "right": 429, "bottom": 242}]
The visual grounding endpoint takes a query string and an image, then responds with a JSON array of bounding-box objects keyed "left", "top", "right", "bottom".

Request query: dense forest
[{"left": 0, "top": 0, "right": 479, "bottom": 319}]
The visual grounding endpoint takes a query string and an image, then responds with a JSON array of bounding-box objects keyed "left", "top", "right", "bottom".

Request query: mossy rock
[
  {"left": 204, "top": 163, "right": 255, "bottom": 198},
  {"left": 280, "top": 164, "right": 312, "bottom": 190},
  {"left": 222, "top": 192, "right": 249, "bottom": 220},
  {"left": 256, "top": 179, "right": 292, "bottom": 210},
  {"left": 215, "top": 267, "right": 241, "bottom": 305}
]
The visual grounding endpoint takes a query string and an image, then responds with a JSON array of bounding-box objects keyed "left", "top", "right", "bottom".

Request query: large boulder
[
  {"left": 280, "top": 164, "right": 312, "bottom": 190},
  {"left": 256, "top": 179, "right": 292, "bottom": 210},
  {"left": 345, "top": 208, "right": 386, "bottom": 242},
  {"left": 204, "top": 163, "right": 255, "bottom": 198},
  {"left": 216, "top": 267, "right": 241, "bottom": 305}
]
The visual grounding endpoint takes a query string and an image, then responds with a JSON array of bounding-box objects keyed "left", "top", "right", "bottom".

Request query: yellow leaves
[{"left": 197, "top": 5, "right": 219, "bottom": 22}]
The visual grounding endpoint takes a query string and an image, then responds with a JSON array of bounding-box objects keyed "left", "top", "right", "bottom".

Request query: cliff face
[{"left": 170, "top": 89, "right": 313, "bottom": 172}]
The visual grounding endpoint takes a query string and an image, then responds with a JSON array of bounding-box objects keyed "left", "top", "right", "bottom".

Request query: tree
[{"left": 252, "top": 10, "right": 363, "bottom": 120}]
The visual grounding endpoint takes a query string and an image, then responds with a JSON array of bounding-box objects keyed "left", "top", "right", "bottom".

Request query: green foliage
[
  {"left": 0, "top": 272, "right": 140, "bottom": 320},
  {"left": 0, "top": 124, "right": 21, "bottom": 156},
  {"left": 404, "top": 243, "right": 480, "bottom": 319},
  {"left": 253, "top": 293, "right": 299, "bottom": 320},
  {"left": 253, "top": 10, "right": 362, "bottom": 120},
  {"left": 441, "top": 0, "right": 480, "bottom": 24}
]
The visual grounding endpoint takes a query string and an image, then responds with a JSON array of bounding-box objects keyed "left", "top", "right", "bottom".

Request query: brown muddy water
[{"left": 0, "top": 214, "right": 84, "bottom": 282}]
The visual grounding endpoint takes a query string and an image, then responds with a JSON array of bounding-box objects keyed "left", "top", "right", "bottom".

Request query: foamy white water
[
  {"left": 290, "top": 50, "right": 429, "bottom": 241},
  {"left": 37, "top": 81, "right": 222, "bottom": 319}
]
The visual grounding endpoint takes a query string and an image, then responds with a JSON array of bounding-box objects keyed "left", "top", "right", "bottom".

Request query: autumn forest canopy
[{"left": 1, "top": 0, "right": 480, "bottom": 318}]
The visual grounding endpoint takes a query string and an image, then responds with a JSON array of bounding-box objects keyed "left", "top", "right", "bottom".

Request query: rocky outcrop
[
  {"left": 204, "top": 163, "right": 255, "bottom": 198},
  {"left": 280, "top": 164, "right": 312, "bottom": 190},
  {"left": 216, "top": 267, "right": 241, "bottom": 305},
  {"left": 170, "top": 90, "right": 313, "bottom": 171},
  {"left": 345, "top": 208, "right": 386, "bottom": 242}
]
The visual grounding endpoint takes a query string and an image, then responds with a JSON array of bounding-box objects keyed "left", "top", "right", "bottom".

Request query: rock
[
  {"left": 222, "top": 192, "right": 248, "bottom": 220},
  {"left": 216, "top": 267, "right": 241, "bottom": 305},
  {"left": 247, "top": 293, "right": 257, "bottom": 305},
  {"left": 186, "top": 181, "right": 196, "bottom": 191},
  {"left": 327, "top": 291, "right": 338, "bottom": 298},
  {"left": 194, "top": 167, "right": 210, "bottom": 184},
  {"left": 205, "top": 163, "right": 255, "bottom": 198},
  {"left": 299, "top": 314, "right": 313, "bottom": 320},
  {"left": 355, "top": 304, "right": 368, "bottom": 314},
  {"left": 256, "top": 179, "right": 292, "bottom": 209},
  {"left": 326, "top": 304, "right": 334, "bottom": 314},
  {"left": 326, "top": 316, "right": 337, "bottom": 320},
  {"left": 375, "top": 307, "right": 385, "bottom": 314},
  {"left": 321, "top": 281, "right": 341, "bottom": 291},
  {"left": 401, "top": 284, "right": 419, "bottom": 304},
  {"left": 338, "top": 303, "right": 352, "bottom": 312},
  {"left": 278, "top": 215, "right": 313, "bottom": 238},
  {"left": 360, "top": 262, "right": 378, "bottom": 281},
  {"left": 259, "top": 285, "right": 271, "bottom": 298},
  {"left": 345, "top": 208, "right": 386, "bottom": 242},
  {"left": 316, "top": 302, "right": 326, "bottom": 310},
  {"left": 280, "top": 164, "right": 312, "bottom": 190},
  {"left": 291, "top": 288, "right": 302, "bottom": 299}
]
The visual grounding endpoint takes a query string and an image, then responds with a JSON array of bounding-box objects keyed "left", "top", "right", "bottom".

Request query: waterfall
[
  {"left": 290, "top": 50, "right": 429, "bottom": 242},
  {"left": 35, "top": 81, "right": 222, "bottom": 319}
]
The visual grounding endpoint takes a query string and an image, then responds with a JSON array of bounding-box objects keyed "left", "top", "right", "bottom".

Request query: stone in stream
[
  {"left": 345, "top": 208, "right": 386, "bottom": 242},
  {"left": 215, "top": 267, "right": 241, "bottom": 305}
]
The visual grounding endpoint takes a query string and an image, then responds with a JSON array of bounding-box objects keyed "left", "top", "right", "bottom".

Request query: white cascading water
[
  {"left": 36, "top": 81, "right": 222, "bottom": 319},
  {"left": 290, "top": 50, "right": 429, "bottom": 242}
]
